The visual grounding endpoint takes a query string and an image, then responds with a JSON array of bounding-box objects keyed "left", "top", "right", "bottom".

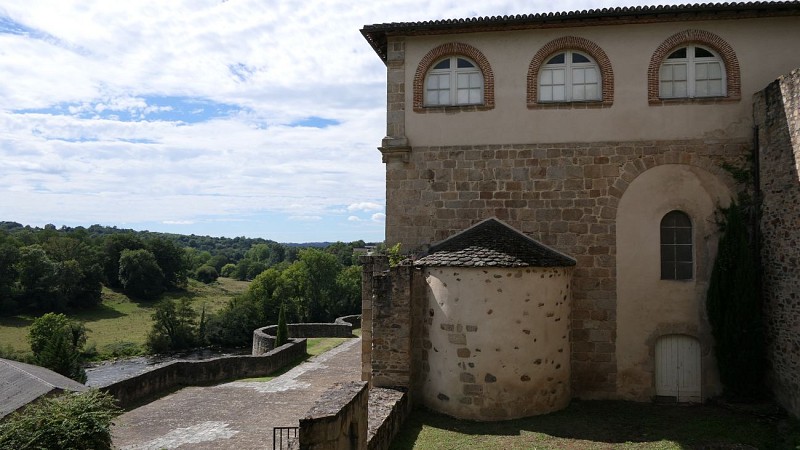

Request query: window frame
[
  {"left": 538, "top": 50, "right": 602, "bottom": 103},
  {"left": 424, "top": 56, "right": 484, "bottom": 107},
  {"left": 660, "top": 210, "right": 694, "bottom": 281},
  {"left": 659, "top": 45, "right": 726, "bottom": 99},
  {"left": 647, "top": 29, "right": 740, "bottom": 106}
]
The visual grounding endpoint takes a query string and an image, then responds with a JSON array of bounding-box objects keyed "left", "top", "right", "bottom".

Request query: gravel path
[{"left": 112, "top": 338, "right": 362, "bottom": 450}]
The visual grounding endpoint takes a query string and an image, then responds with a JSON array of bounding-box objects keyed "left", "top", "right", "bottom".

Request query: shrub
[
  {"left": 195, "top": 264, "right": 219, "bottom": 284},
  {"left": 220, "top": 263, "right": 236, "bottom": 278},
  {"left": 0, "top": 390, "right": 120, "bottom": 449}
]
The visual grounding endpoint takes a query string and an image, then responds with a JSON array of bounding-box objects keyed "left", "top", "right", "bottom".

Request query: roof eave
[{"left": 360, "top": 2, "right": 800, "bottom": 63}]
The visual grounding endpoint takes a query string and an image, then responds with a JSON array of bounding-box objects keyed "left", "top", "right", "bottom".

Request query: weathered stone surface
[{"left": 755, "top": 68, "right": 800, "bottom": 419}]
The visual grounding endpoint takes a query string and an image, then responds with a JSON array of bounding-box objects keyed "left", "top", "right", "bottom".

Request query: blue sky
[{"left": 0, "top": 0, "right": 684, "bottom": 243}]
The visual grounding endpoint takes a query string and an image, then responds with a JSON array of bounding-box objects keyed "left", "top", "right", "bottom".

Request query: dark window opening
[{"left": 661, "top": 210, "right": 693, "bottom": 280}]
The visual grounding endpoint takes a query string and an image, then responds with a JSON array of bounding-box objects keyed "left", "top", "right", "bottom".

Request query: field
[{"left": 0, "top": 277, "right": 250, "bottom": 360}]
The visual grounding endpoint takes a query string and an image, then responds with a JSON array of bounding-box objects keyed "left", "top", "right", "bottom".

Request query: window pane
[
  {"left": 457, "top": 73, "right": 469, "bottom": 88},
  {"left": 662, "top": 262, "right": 675, "bottom": 280},
  {"left": 671, "top": 212, "right": 691, "bottom": 227},
  {"left": 661, "top": 228, "right": 674, "bottom": 244},
  {"left": 585, "top": 84, "right": 599, "bottom": 100},
  {"left": 709, "top": 79, "right": 723, "bottom": 96},
  {"left": 457, "top": 88, "right": 468, "bottom": 104},
  {"left": 668, "top": 48, "right": 687, "bottom": 59},
  {"left": 709, "top": 63, "right": 722, "bottom": 79},
  {"left": 439, "top": 75, "right": 449, "bottom": 88},
  {"left": 661, "top": 65, "right": 674, "bottom": 82},
  {"left": 469, "top": 73, "right": 482, "bottom": 88},
  {"left": 541, "top": 69, "right": 553, "bottom": 85},
  {"left": 696, "top": 80, "right": 709, "bottom": 97},
  {"left": 676, "top": 262, "right": 693, "bottom": 280},
  {"left": 572, "top": 53, "right": 590, "bottom": 63},
  {"left": 585, "top": 68, "right": 598, "bottom": 83},
  {"left": 553, "top": 85, "right": 565, "bottom": 101},
  {"left": 674, "top": 81, "right": 688, "bottom": 97},
  {"left": 540, "top": 85, "right": 553, "bottom": 101},
  {"left": 676, "top": 245, "right": 693, "bottom": 262},
  {"left": 547, "top": 53, "right": 565, "bottom": 65},
  {"left": 696, "top": 63, "right": 708, "bottom": 80},
  {"left": 572, "top": 84, "right": 585, "bottom": 100},
  {"left": 553, "top": 69, "right": 565, "bottom": 85},
  {"left": 673, "top": 64, "right": 687, "bottom": 81},
  {"left": 695, "top": 47, "right": 714, "bottom": 58},
  {"left": 469, "top": 88, "right": 481, "bottom": 104},
  {"left": 457, "top": 58, "right": 475, "bottom": 68},
  {"left": 433, "top": 59, "right": 450, "bottom": 70},
  {"left": 676, "top": 228, "right": 691, "bottom": 244},
  {"left": 573, "top": 68, "right": 585, "bottom": 84},
  {"left": 661, "top": 244, "right": 676, "bottom": 262}
]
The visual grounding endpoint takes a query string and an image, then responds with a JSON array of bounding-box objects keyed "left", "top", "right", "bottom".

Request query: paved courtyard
[{"left": 112, "top": 338, "right": 362, "bottom": 450}]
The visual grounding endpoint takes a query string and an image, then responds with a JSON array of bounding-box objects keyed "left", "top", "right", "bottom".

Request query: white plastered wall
[
  {"left": 616, "top": 164, "right": 732, "bottom": 401},
  {"left": 403, "top": 17, "right": 800, "bottom": 146}
]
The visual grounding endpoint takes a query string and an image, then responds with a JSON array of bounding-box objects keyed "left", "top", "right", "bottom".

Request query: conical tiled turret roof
[{"left": 414, "top": 218, "right": 576, "bottom": 268}]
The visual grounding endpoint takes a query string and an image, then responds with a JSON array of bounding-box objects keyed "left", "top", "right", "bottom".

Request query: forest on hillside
[{"left": 0, "top": 221, "right": 375, "bottom": 325}]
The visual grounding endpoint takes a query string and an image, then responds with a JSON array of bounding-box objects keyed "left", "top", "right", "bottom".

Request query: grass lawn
[
  {"left": 391, "top": 400, "right": 800, "bottom": 450},
  {"left": 0, "top": 278, "right": 250, "bottom": 360}
]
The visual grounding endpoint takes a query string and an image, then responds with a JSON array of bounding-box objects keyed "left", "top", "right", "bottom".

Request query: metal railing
[{"left": 273, "top": 426, "right": 299, "bottom": 450}]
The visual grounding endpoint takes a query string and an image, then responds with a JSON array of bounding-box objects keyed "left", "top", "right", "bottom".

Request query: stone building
[{"left": 360, "top": 2, "right": 800, "bottom": 420}]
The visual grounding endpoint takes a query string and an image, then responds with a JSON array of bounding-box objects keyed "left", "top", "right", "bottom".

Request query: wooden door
[{"left": 655, "top": 334, "right": 701, "bottom": 402}]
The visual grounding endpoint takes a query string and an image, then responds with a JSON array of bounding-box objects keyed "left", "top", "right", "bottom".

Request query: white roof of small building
[{"left": 0, "top": 358, "right": 88, "bottom": 419}]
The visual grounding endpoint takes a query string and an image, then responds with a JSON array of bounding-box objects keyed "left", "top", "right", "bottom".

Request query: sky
[{"left": 0, "top": 0, "right": 687, "bottom": 243}]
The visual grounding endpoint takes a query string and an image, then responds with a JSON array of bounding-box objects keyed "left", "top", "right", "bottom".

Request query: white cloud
[
  {"left": 347, "top": 216, "right": 361, "bottom": 222},
  {"left": 0, "top": 0, "right": 684, "bottom": 241},
  {"left": 347, "top": 202, "right": 383, "bottom": 212}
]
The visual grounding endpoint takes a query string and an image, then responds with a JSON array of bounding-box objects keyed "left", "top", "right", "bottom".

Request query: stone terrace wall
[
  {"left": 102, "top": 339, "right": 307, "bottom": 408},
  {"left": 252, "top": 317, "right": 359, "bottom": 356},
  {"left": 384, "top": 139, "right": 746, "bottom": 398},
  {"left": 755, "top": 68, "right": 800, "bottom": 418},
  {"left": 299, "top": 381, "right": 369, "bottom": 450},
  {"left": 370, "top": 261, "right": 414, "bottom": 389}
]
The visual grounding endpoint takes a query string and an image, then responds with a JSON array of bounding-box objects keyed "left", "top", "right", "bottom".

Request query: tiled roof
[
  {"left": 361, "top": 2, "right": 800, "bottom": 61},
  {"left": 414, "top": 218, "right": 576, "bottom": 268},
  {"left": 0, "top": 358, "right": 88, "bottom": 418}
]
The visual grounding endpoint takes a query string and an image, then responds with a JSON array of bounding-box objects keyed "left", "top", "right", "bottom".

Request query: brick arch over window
[
  {"left": 604, "top": 152, "right": 739, "bottom": 220},
  {"left": 413, "top": 43, "right": 494, "bottom": 113},
  {"left": 648, "top": 29, "right": 741, "bottom": 105},
  {"left": 527, "top": 36, "right": 614, "bottom": 109}
]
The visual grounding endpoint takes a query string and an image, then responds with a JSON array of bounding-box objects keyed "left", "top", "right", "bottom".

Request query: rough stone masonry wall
[
  {"left": 299, "top": 381, "right": 369, "bottom": 450},
  {"left": 369, "top": 260, "right": 414, "bottom": 389},
  {"left": 754, "top": 67, "right": 800, "bottom": 419},
  {"left": 384, "top": 139, "right": 746, "bottom": 398}
]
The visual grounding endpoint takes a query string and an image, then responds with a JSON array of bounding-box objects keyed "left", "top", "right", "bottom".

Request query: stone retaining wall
[
  {"left": 755, "top": 68, "right": 800, "bottom": 419},
  {"left": 252, "top": 315, "right": 360, "bottom": 356},
  {"left": 367, "top": 388, "right": 410, "bottom": 450},
  {"left": 299, "top": 381, "right": 369, "bottom": 450},
  {"left": 102, "top": 339, "right": 307, "bottom": 408}
]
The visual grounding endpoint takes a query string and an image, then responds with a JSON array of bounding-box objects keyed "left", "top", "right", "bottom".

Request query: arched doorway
[{"left": 655, "top": 334, "right": 701, "bottom": 402}]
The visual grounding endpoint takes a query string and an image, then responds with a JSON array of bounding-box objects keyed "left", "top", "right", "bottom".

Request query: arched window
[
  {"left": 424, "top": 56, "right": 483, "bottom": 106},
  {"left": 659, "top": 45, "right": 725, "bottom": 99},
  {"left": 539, "top": 51, "right": 601, "bottom": 102},
  {"left": 660, "top": 211, "right": 693, "bottom": 280}
]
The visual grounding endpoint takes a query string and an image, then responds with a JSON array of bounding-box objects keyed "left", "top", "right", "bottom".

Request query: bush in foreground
[{"left": 0, "top": 390, "right": 120, "bottom": 449}]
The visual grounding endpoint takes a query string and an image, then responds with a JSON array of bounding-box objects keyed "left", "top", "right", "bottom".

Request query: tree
[
  {"left": 249, "top": 268, "right": 282, "bottom": 323},
  {"left": 146, "top": 298, "right": 198, "bottom": 353},
  {"left": 118, "top": 249, "right": 165, "bottom": 300},
  {"left": 0, "top": 238, "right": 20, "bottom": 312},
  {"left": 706, "top": 201, "right": 764, "bottom": 397},
  {"left": 28, "top": 313, "right": 87, "bottom": 382},
  {"left": 334, "top": 265, "right": 362, "bottom": 317},
  {"left": 16, "top": 245, "right": 61, "bottom": 311},
  {"left": 220, "top": 263, "right": 236, "bottom": 278},
  {"left": 0, "top": 390, "right": 120, "bottom": 450},
  {"left": 148, "top": 237, "right": 188, "bottom": 289},
  {"left": 102, "top": 233, "right": 144, "bottom": 288},
  {"left": 205, "top": 296, "right": 262, "bottom": 347},
  {"left": 276, "top": 303, "right": 289, "bottom": 347}
]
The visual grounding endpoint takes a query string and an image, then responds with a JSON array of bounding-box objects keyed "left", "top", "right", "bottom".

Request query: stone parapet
[{"left": 299, "top": 381, "right": 369, "bottom": 450}]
